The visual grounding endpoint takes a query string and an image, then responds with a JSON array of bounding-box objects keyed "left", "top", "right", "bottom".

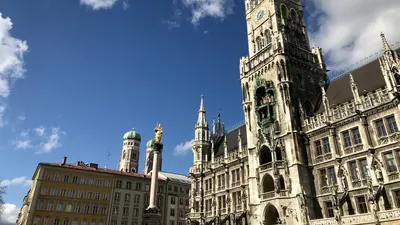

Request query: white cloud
[
  {"left": 0, "top": 203, "right": 19, "bottom": 224},
  {"left": 174, "top": 139, "right": 194, "bottom": 156},
  {"left": 181, "top": 0, "right": 234, "bottom": 25},
  {"left": 12, "top": 126, "right": 66, "bottom": 154},
  {"left": 0, "top": 176, "right": 32, "bottom": 187},
  {"left": 0, "top": 13, "right": 28, "bottom": 127},
  {"left": 33, "top": 126, "right": 45, "bottom": 137},
  {"left": 122, "top": 1, "right": 130, "bottom": 10},
  {"left": 307, "top": 0, "right": 400, "bottom": 71},
  {"left": 13, "top": 139, "right": 32, "bottom": 149},
  {"left": 163, "top": 20, "right": 181, "bottom": 30},
  {"left": 80, "top": 0, "right": 119, "bottom": 10},
  {"left": 16, "top": 115, "right": 25, "bottom": 121}
]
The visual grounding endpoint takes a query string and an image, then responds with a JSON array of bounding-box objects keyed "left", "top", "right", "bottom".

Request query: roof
[
  {"left": 215, "top": 125, "right": 247, "bottom": 157},
  {"left": 317, "top": 49, "right": 400, "bottom": 113},
  {"left": 39, "top": 163, "right": 167, "bottom": 181},
  {"left": 123, "top": 128, "right": 141, "bottom": 141},
  {"left": 159, "top": 171, "right": 191, "bottom": 184}
]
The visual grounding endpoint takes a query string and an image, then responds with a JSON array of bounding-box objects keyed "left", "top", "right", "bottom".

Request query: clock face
[{"left": 257, "top": 10, "right": 265, "bottom": 20}]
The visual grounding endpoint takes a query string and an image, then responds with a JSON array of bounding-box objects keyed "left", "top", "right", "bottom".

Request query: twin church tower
[{"left": 117, "top": 128, "right": 162, "bottom": 174}]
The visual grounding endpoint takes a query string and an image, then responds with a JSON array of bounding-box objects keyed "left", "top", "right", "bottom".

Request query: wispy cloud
[
  {"left": 17, "top": 115, "right": 25, "bottom": 121},
  {"left": 80, "top": 0, "right": 119, "bottom": 10},
  {"left": 0, "top": 176, "right": 32, "bottom": 187},
  {"left": 0, "top": 13, "right": 29, "bottom": 127},
  {"left": 306, "top": 0, "right": 400, "bottom": 71},
  {"left": 0, "top": 203, "right": 19, "bottom": 224},
  {"left": 181, "top": 0, "right": 234, "bottom": 26},
  {"left": 12, "top": 126, "right": 66, "bottom": 154},
  {"left": 163, "top": 20, "right": 181, "bottom": 30},
  {"left": 122, "top": 1, "right": 130, "bottom": 10},
  {"left": 173, "top": 139, "right": 194, "bottom": 156}
]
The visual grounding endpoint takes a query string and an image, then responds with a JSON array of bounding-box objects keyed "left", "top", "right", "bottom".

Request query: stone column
[{"left": 148, "top": 143, "right": 162, "bottom": 209}]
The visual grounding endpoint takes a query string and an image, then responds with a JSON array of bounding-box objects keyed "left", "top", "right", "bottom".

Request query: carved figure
[
  {"left": 154, "top": 124, "right": 163, "bottom": 143},
  {"left": 274, "top": 177, "right": 280, "bottom": 193}
]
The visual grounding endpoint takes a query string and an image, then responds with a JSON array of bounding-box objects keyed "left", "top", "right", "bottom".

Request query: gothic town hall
[{"left": 187, "top": 0, "right": 400, "bottom": 225}]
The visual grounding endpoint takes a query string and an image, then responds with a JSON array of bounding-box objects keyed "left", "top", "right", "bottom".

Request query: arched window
[
  {"left": 259, "top": 146, "right": 272, "bottom": 165},
  {"left": 281, "top": 4, "right": 288, "bottom": 18},
  {"left": 262, "top": 174, "right": 274, "bottom": 192},
  {"left": 290, "top": 9, "right": 298, "bottom": 22},
  {"left": 265, "top": 29, "right": 272, "bottom": 45},
  {"left": 242, "top": 84, "right": 247, "bottom": 102},
  {"left": 256, "top": 36, "right": 263, "bottom": 51},
  {"left": 279, "top": 175, "right": 285, "bottom": 190},
  {"left": 122, "top": 151, "right": 126, "bottom": 159},
  {"left": 275, "top": 147, "right": 283, "bottom": 160}
]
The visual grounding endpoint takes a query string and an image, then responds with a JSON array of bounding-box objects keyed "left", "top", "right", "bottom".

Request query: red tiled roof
[{"left": 41, "top": 163, "right": 167, "bottom": 181}]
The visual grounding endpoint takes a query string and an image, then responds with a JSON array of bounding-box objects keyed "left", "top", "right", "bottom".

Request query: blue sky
[{"left": 1, "top": 0, "right": 399, "bottom": 223}]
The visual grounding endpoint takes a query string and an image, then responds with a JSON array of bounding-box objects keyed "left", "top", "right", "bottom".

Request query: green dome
[
  {"left": 123, "top": 128, "right": 141, "bottom": 141},
  {"left": 146, "top": 139, "right": 155, "bottom": 148}
]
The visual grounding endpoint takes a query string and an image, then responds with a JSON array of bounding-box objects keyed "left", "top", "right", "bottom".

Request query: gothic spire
[
  {"left": 380, "top": 32, "right": 392, "bottom": 52},
  {"left": 196, "top": 94, "right": 207, "bottom": 128}
]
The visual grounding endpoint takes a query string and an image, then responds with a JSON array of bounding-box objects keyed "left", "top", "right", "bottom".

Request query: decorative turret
[
  {"left": 192, "top": 95, "right": 211, "bottom": 165},
  {"left": 349, "top": 74, "right": 362, "bottom": 110}
]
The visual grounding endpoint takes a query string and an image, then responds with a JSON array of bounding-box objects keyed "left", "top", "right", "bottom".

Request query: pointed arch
[
  {"left": 279, "top": 175, "right": 285, "bottom": 190},
  {"left": 280, "top": 4, "right": 288, "bottom": 18},
  {"left": 265, "top": 29, "right": 272, "bottom": 45},
  {"left": 242, "top": 84, "right": 247, "bottom": 102},
  {"left": 259, "top": 145, "right": 272, "bottom": 165},
  {"left": 275, "top": 147, "right": 283, "bottom": 160},
  {"left": 262, "top": 173, "right": 274, "bottom": 193},
  {"left": 263, "top": 204, "right": 280, "bottom": 225},
  {"left": 256, "top": 36, "right": 263, "bottom": 51},
  {"left": 290, "top": 9, "right": 298, "bottom": 22}
]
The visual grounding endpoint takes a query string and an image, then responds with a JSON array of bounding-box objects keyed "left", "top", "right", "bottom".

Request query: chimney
[{"left": 62, "top": 156, "right": 67, "bottom": 165}]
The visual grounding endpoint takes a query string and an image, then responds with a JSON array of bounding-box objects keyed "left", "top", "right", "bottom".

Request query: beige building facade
[{"left": 187, "top": 0, "right": 400, "bottom": 224}]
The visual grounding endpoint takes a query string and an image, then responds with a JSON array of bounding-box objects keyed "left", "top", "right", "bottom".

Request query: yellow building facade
[{"left": 17, "top": 158, "right": 114, "bottom": 225}]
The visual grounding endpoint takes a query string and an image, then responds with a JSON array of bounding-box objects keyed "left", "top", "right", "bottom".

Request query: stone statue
[
  {"left": 154, "top": 124, "right": 163, "bottom": 144},
  {"left": 373, "top": 162, "right": 383, "bottom": 183},
  {"left": 274, "top": 177, "right": 280, "bottom": 193},
  {"left": 298, "top": 187, "right": 308, "bottom": 224}
]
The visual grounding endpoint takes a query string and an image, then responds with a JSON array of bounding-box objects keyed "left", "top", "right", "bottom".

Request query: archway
[
  {"left": 262, "top": 174, "right": 274, "bottom": 193},
  {"left": 259, "top": 146, "right": 272, "bottom": 165},
  {"left": 190, "top": 221, "right": 200, "bottom": 225},
  {"left": 264, "top": 204, "right": 280, "bottom": 225}
]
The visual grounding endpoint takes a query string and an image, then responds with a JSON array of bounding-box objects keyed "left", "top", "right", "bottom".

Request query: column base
[{"left": 142, "top": 207, "right": 162, "bottom": 225}]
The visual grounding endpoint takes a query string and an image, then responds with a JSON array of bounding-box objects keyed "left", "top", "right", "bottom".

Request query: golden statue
[{"left": 154, "top": 124, "right": 163, "bottom": 144}]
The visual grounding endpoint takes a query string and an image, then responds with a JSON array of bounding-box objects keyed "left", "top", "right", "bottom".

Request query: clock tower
[{"left": 240, "top": 0, "right": 328, "bottom": 224}]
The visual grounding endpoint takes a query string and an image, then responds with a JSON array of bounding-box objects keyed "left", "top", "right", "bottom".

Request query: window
[
  {"left": 63, "top": 175, "right": 69, "bottom": 183},
  {"left": 349, "top": 161, "right": 359, "bottom": 181},
  {"left": 97, "top": 179, "right": 103, "bottom": 186},
  {"left": 101, "top": 206, "right": 107, "bottom": 215},
  {"left": 54, "top": 174, "right": 61, "bottom": 182},
  {"left": 103, "top": 193, "right": 109, "bottom": 200},
  {"left": 86, "top": 191, "right": 92, "bottom": 199},
  {"left": 170, "top": 221, "right": 175, "bottom": 225},
  {"left": 37, "top": 200, "right": 45, "bottom": 210},
  {"left": 134, "top": 195, "right": 140, "bottom": 203},
  {"left": 88, "top": 178, "right": 94, "bottom": 185},
  {"left": 116, "top": 180, "right": 122, "bottom": 188},
  {"left": 322, "top": 137, "right": 331, "bottom": 153},
  {"left": 72, "top": 176, "right": 78, "bottom": 183},
  {"left": 157, "top": 196, "right": 163, "bottom": 206},
  {"left": 114, "top": 192, "right": 121, "bottom": 202},
  {"left": 60, "top": 189, "right": 67, "bottom": 197},
  {"left": 158, "top": 186, "right": 164, "bottom": 193},
  {"left": 386, "top": 115, "right": 399, "bottom": 134},
  {"left": 319, "top": 169, "right": 327, "bottom": 186},
  {"left": 174, "top": 186, "right": 178, "bottom": 192},
  {"left": 92, "top": 206, "right": 98, "bottom": 214},
  {"left": 63, "top": 218, "right": 69, "bottom": 225},
  {"left": 57, "top": 202, "right": 63, "bottom": 211},
  {"left": 384, "top": 152, "right": 398, "bottom": 173},
  {"left": 314, "top": 140, "right": 323, "bottom": 156},
  {"left": 80, "top": 177, "right": 86, "bottom": 184},
  {"left": 145, "top": 184, "right": 150, "bottom": 191},
  {"left": 105, "top": 180, "right": 111, "bottom": 187},
  {"left": 134, "top": 208, "right": 139, "bottom": 216},
  {"left": 360, "top": 159, "right": 368, "bottom": 179},
  {"left": 68, "top": 190, "right": 75, "bottom": 198},
  {"left": 393, "top": 190, "right": 400, "bottom": 207},
  {"left": 95, "top": 192, "right": 100, "bottom": 200},
  {"left": 327, "top": 167, "right": 337, "bottom": 184},
  {"left": 356, "top": 196, "right": 368, "bottom": 213},
  {"left": 124, "top": 193, "right": 131, "bottom": 202},
  {"left": 75, "top": 204, "right": 81, "bottom": 213},
  {"left": 79, "top": 191, "right": 84, "bottom": 198},
  {"left": 325, "top": 201, "right": 334, "bottom": 217},
  {"left": 123, "top": 207, "right": 129, "bottom": 216},
  {"left": 54, "top": 218, "right": 60, "bottom": 225},
  {"left": 113, "top": 207, "right": 119, "bottom": 215},
  {"left": 170, "top": 209, "right": 175, "bottom": 217},
  {"left": 126, "top": 182, "right": 132, "bottom": 189},
  {"left": 342, "top": 127, "right": 362, "bottom": 148},
  {"left": 50, "top": 188, "right": 57, "bottom": 196},
  {"left": 179, "top": 198, "right": 183, "bottom": 205},
  {"left": 168, "top": 185, "right": 172, "bottom": 191},
  {"left": 136, "top": 183, "right": 141, "bottom": 190},
  {"left": 66, "top": 203, "right": 72, "bottom": 212},
  {"left": 171, "top": 197, "right": 176, "bottom": 205},
  {"left": 47, "top": 201, "right": 54, "bottom": 211},
  {"left": 180, "top": 186, "right": 183, "bottom": 193},
  {"left": 41, "top": 187, "right": 48, "bottom": 195},
  {"left": 84, "top": 205, "right": 90, "bottom": 214},
  {"left": 375, "top": 119, "right": 387, "bottom": 137}
]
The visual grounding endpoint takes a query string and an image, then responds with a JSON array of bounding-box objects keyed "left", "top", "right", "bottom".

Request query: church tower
[
  {"left": 240, "top": 0, "right": 328, "bottom": 224},
  {"left": 118, "top": 129, "right": 141, "bottom": 173}
]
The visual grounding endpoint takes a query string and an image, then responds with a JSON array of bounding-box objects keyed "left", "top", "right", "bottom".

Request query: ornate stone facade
[{"left": 187, "top": 0, "right": 400, "bottom": 224}]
